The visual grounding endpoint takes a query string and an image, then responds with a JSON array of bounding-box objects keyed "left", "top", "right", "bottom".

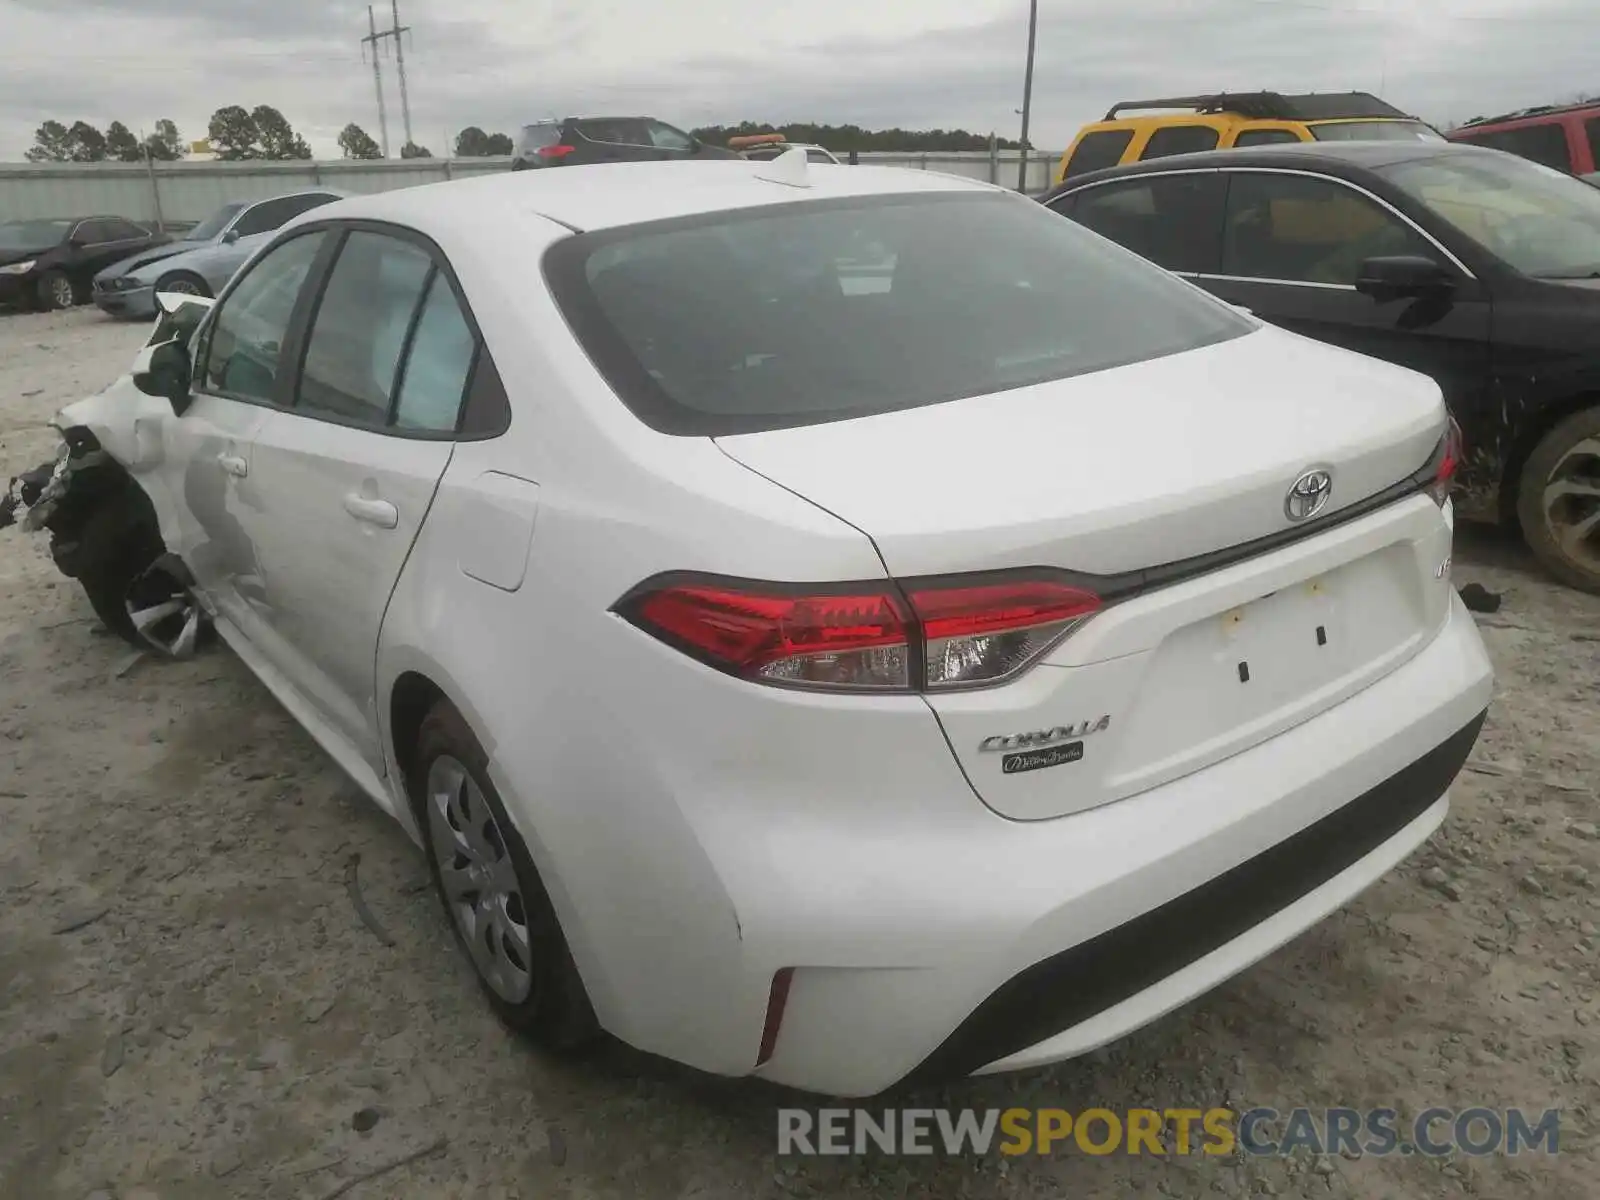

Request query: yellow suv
[{"left": 1055, "top": 91, "right": 1443, "bottom": 185}]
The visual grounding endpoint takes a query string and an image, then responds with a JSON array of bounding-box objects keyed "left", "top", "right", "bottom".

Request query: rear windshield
[
  {"left": 542, "top": 192, "right": 1252, "bottom": 435},
  {"left": 1310, "top": 120, "right": 1445, "bottom": 143},
  {"left": 185, "top": 202, "right": 246, "bottom": 242},
  {"left": 518, "top": 123, "right": 562, "bottom": 152}
]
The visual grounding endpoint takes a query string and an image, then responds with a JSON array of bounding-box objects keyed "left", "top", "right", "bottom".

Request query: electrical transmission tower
[{"left": 359, "top": 0, "right": 414, "bottom": 157}]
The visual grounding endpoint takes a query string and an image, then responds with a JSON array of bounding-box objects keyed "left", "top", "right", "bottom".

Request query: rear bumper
[
  {"left": 915, "top": 712, "right": 1480, "bottom": 1082},
  {"left": 491, "top": 582, "right": 1490, "bottom": 1096}
]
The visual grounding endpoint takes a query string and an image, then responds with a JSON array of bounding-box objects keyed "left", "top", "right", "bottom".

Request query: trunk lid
[{"left": 716, "top": 327, "right": 1455, "bottom": 820}]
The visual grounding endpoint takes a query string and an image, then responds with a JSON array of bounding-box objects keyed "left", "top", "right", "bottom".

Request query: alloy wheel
[
  {"left": 1541, "top": 435, "right": 1600, "bottom": 576},
  {"left": 49, "top": 276, "right": 75, "bottom": 308},
  {"left": 161, "top": 278, "right": 202, "bottom": 295},
  {"left": 124, "top": 560, "right": 205, "bottom": 658},
  {"left": 426, "top": 755, "right": 534, "bottom": 1004}
]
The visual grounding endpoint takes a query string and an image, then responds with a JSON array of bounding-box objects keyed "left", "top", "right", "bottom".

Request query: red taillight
[
  {"left": 617, "top": 572, "right": 1101, "bottom": 692},
  {"left": 1429, "top": 418, "right": 1463, "bottom": 506},
  {"left": 537, "top": 143, "right": 575, "bottom": 160}
]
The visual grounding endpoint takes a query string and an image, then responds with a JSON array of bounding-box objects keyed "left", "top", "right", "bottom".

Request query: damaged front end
[{"left": 0, "top": 425, "right": 120, "bottom": 576}]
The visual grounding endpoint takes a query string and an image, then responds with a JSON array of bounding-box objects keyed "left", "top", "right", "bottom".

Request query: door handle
[
  {"left": 343, "top": 493, "right": 398, "bottom": 529},
  {"left": 217, "top": 453, "right": 248, "bottom": 478}
]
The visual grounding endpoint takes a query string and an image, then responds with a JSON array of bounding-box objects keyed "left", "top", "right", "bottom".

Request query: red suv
[{"left": 1447, "top": 101, "right": 1600, "bottom": 175}]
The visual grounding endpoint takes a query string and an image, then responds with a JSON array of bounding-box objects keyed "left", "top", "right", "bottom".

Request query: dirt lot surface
[{"left": 2, "top": 307, "right": 1599, "bottom": 1200}]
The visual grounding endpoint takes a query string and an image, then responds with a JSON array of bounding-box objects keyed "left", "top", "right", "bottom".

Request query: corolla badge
[
  {"left": 1284, "top": 468, "right": 1334, "bottom": 522},
  {"left": 979, "top": 716, "right": 1110, "bottom": 753}
]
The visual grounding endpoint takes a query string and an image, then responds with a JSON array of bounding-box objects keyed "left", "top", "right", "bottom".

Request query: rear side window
[
  {"left": 1142, "top": 126, "right": 1220, "bottom": 160},
  {"left": 1452, "top": 123, "right": 1573, "bottom": 172},
  {"left": 1232, "top": 129, "right": 1302, "bottom": 148},
  {"left": 394, "top": 276, "right": 477, "bottom": 432},
  {"left": 1063, "top": 130, "right": 1134, "bottom": 179},
  {"left": 1586, "top": 119, "right": 1600, "bottom": 173},
  {"left": 543, "top": 192, "right": 1252, "bottom": 436},
  {"left": 1069, "top": 174, "right": 1226, "bottom": 274}
]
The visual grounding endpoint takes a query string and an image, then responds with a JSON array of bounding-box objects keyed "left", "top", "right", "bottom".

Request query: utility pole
[
  {"left": 361, "top": 6, "right": 390, "bottom": 157},
  {"left": 1016, "top": 0, "right": 1038, "bottom": 193},
  {"left": 391, "top": 0, "right": 414, "bottom": 150}
]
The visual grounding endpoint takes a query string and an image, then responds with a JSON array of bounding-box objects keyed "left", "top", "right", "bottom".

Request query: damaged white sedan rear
[{"left": 5, "top": 155, "right": 1494, "bottom": 1097}]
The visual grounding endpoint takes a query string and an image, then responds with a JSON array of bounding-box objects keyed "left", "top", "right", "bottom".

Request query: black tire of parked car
[
  {"left": 36, "top": 269, "right": 83, "bottom": 311},
  {"left": 411, "top": 698, "right": 600, "bottom": 1051},
  {"left": 153, "top": 270, "right": 212, "bottom": 299},
  {"left": 69, "top": 502, "right": 166, "bottom": 646},
  {"left": 1517, "top": 405, "right": 1600, "bottom": 595}
]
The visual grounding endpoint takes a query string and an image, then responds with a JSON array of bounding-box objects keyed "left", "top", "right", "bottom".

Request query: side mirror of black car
[
  {"left": 133, "top": 339, "right": 195, "bottom": 416},
  {"left": 1356, "top": 255, "right": 1455, "bottom": 302}
]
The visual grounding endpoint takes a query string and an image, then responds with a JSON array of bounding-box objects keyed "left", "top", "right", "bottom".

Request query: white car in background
[{"left": 17, "top": 153, "right": 1493, "bottom": 1097}]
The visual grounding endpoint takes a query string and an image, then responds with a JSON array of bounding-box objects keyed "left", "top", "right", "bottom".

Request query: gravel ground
[{"left": 2, "top": 307, "right": 1599, "bottom": 1200}]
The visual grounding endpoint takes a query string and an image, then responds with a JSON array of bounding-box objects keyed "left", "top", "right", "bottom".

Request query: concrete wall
[{"left": 0, "top": 151, "right": 1062, "bottom": 226}]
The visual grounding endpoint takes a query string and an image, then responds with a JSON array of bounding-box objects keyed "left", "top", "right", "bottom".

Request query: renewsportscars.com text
[{"left": 777, "top": 1106, "right": 1561, "bottom": 1158}]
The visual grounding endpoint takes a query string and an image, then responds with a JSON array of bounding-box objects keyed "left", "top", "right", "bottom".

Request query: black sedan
[
  {"left": 1041, "top": 141, "right": 1600, "bottom": 593},
  {"left": 0, "top": 216, "right": 169, "bottom": 312}
]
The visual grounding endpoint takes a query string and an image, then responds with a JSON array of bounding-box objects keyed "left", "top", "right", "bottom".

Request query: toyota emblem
[{"left": 1285, "top": 468, "right": 1334, "bottom": 522}]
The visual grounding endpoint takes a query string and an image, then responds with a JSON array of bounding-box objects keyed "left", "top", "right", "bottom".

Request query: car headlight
[{"left": 0, "top": 260, "right": 37, "bottom": 276}]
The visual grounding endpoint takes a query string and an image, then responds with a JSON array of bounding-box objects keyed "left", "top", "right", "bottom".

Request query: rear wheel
[
  {"left": 1517, "top": 406, "right": 1600, "bottom": 594},
  {"left": 412, "top": 699, "right": 598, "bottom": 1049},
  {"left": 153, "top": 270, "right": 210, "bottom": 299}
]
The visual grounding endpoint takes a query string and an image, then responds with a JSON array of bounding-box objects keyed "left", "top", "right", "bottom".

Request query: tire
[
  {"left": 153, "top": 270, "right": 211, "bottom": 299},
  {"left": 412, "top": 699, "right": 599, "bottom": 1050},
  {"left": 36, "top": 269, "right": 83, "bottom": 311},
  {"left": 1516, "top": 405, "right": 1600, "bottom": 594},
  {"left": 69, "top": 502, "right": 166, "bottom": 647}
]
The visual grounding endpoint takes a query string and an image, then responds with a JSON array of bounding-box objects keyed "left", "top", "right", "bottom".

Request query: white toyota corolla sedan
[{"left": 24, "top": 151, "right": 1493, "bottom": 1096}]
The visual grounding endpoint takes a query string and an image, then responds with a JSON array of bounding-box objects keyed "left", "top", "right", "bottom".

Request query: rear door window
[
  {"left": 1062, "top": 130, "right": 1134, "bottom": 179},
  {"left": 576, "top": 118, "right": 650, "bottom": 147},
  {"left": 543, "top": 191, "right": 1252, "bottom": 435},
  {"left": 1068, "top": 173, "right": 1226, "bottom": 274},
  {"left": 1141, "top": 126, "right": 1221, "bottom": 160},
  {"left": 1232, "top": 129, "right": 1302, "bottom": 148},
  {"left": 296, "top": 231, "right": 435, "bottom": 428}
]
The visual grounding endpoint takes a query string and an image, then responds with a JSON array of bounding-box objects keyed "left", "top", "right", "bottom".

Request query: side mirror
[
  {"left": 133, "top": 339, "right": 194, "bottom": 416},
  {"left": 1356, "top": 255, "right": 1454, "bottom": 302},
  {"left": 222, "top": 228, "right": 241, "bottom": 245}
]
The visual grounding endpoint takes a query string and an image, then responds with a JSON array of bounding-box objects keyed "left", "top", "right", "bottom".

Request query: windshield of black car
[
  {"left": 542, "top": 191, "right": 1254, "bottom": 435},
  {"left": 0, "top": 219, "right": 73, "bottom": 251},
  {"left": 1310, "top": 120, "right": 1445, "bottom": 143},
  {"left": 1379, "top": 152, "right": 1600, "bottom": 277},
  {"left": 185, "top": 203, "right": 246, "bottom": 241}
]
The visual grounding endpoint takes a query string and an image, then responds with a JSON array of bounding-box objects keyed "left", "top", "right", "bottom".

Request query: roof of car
[
  {"left": 300, "top": 158, "right": 998, "bottom": 234},
  {"left": 1047, "top": 139, "right": 1491, "bottom": 197}
]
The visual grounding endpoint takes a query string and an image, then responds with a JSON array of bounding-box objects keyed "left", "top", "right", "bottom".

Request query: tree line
[
  {"left": 692, "top": 122, "right": 1023, "bottom": 152},
  {"left": 25, "top": 119, "right": 185, "bottom": 162},
  {"left": 27, "top": 112, "right": 1018, "bottom": 164}
]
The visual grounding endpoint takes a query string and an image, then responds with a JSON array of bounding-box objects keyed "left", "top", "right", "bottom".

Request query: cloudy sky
[{"left": 1, "top": 0, "right": 1597, "bottom": 160}]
